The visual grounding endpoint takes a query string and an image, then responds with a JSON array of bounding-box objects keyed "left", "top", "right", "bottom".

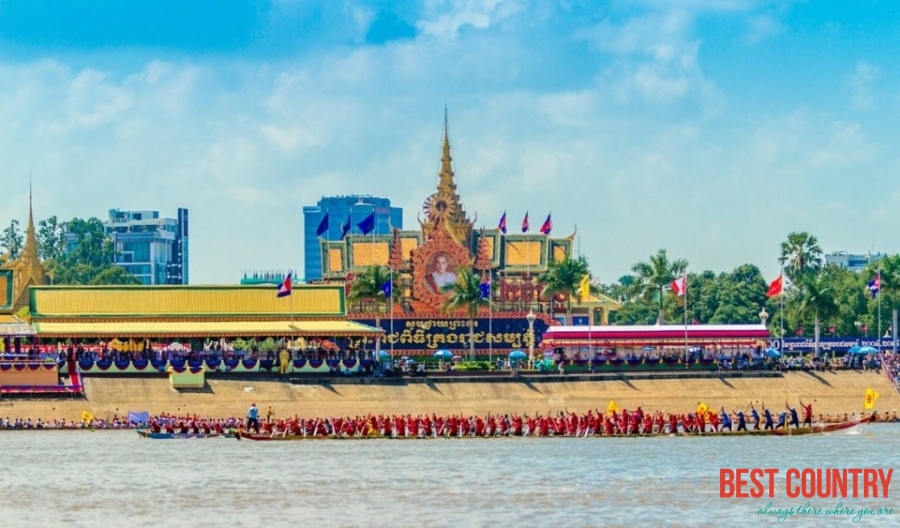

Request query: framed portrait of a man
[{"left": 425, "top": 253, "right": 458, "bottom": 292}]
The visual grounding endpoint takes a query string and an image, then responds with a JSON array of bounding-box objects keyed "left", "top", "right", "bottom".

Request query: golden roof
[
  {"left": 29, "top": 285, "right": 345, "bottom": 318},
  {"left": 33, "top": 320, "right": 381, "bottom": 338}
]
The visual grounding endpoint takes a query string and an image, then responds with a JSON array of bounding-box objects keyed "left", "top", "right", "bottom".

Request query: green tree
[
  {"left": 347, "top": 266, "right": 396, "bottom": 353},
  {"left": 441, "top": 266, "right": 490, "bottom": 359},
  {"left": 630, "top": 249, "right": 688, "bottom": 324},
  {"left": 794, "top": 270, "right": 838, "bottom": 356},
  {"left": 37, "top": 216, "right": 68, "bottom": 262},
  {"left": 63, "top": 217, "right": 114, "bottom": 267},
  {"left": 1, "top": 219, "right": 23, "bottom": 260},
  {"left": 708, "top": 265, "right": 768, "bottom": 324},
  {"left": 779, "top": 232, "right": 823, "bottom": 281},
  {"left": 537, "top": 255, "right": 590, "bottom": 325},
  {"left": 88, "top": 266, "right": 142, "bottom": 285}
]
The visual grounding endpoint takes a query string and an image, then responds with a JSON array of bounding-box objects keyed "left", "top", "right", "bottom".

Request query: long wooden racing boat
[
  {"left": 236, "top": 416, "right": 871, "bottom": 441},
  {"left": 137, "top": 429, "right": 235, "bottom": 440}
]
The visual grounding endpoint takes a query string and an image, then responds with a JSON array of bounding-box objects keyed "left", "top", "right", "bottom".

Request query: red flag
[
  {"left": 276, "top": 273, "right": 292, "bottom": 298},
  {"left": 795, "top": 326, "right": 803, "bottom": 337},
  {"left": 829, "top": 325, "right": 835, "bottom": 336},
  {"left": 539, "top": 213, "right": 552, "bottom": 235},
  {"left": 671, "top": 274, "right": 686, "bottom": 297},
  {"left": 521, "top": 212, "right": 529, "bottom": 233},
  {"left": 498, "top": 212, "right": 507, "bottom": 234},
  {"left": 766, "top": 274, "right": 783, "bottom": 297}
]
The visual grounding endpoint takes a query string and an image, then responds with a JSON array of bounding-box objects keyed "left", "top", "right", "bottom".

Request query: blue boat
[{"left": 136, "top": 429, "right": 234, "bottom": 439}]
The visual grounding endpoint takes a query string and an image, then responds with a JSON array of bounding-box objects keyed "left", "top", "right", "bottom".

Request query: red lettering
[
  {"left": 749, "top": 468, "right": 764, "bottom": 498},
  {"left": 864, "top": 469, "right": 878, "bottom": 498},
  {"left": 849, "top": 469, "right": 862, "bottom": 498},
  {"left": 786, "top": 468, "right": 800, "bottom": 498},
  {"left": 765, "top": 469, "right": 779, "bottom": 498},
  {"left": 801, "top": 468, "right": 815, "bottom": 498},
  {"left": 879, "top": 469, "right": 893, "bottom": 497},
  {"left": 720, "top": 469, "right": 735, "bottom": 498},
  {"left": 735, "top": 468, "right": 749, "bottom": 498}
]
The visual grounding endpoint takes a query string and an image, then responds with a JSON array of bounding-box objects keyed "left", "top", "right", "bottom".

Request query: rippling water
[{"left": 2, "top": 425, "right": 899, "bottom": 527}]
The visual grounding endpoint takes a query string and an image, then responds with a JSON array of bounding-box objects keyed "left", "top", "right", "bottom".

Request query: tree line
[
  {"left": 0, "top": 216, "right": 140, "bottom": 285},
  {"left": 348, "top": 232, "right": 892, "bottom": 343}
]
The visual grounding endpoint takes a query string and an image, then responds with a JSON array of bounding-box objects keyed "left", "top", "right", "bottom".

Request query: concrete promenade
[{"left": 1, "top": 370, "right": 896, "bottom": 422}]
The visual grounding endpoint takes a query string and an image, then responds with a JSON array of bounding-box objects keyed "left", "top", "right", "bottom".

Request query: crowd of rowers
[
  {"left": 0, "top": 408, "right": 894, "bottom": 432},
  {"left": 240, "top": 404, "right": 883, "bottom": 438}
]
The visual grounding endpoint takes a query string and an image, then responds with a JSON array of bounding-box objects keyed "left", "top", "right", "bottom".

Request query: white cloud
[{"left": 846, "top": 61, "right": 880, "bottom": 111}]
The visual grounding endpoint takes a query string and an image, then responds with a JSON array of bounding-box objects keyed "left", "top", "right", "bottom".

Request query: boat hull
[
  {"left": 137, "top": 429, "right": 234, "bottom": 439},
  {"left": 236, "top": 417, "right": 870, "bottom": 441}
]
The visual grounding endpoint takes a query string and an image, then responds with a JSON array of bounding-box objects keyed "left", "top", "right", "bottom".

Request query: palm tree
[
  {"left": 779, "top": 232, "right": 823, "bottom": 281},
  {"left": 347, "top": 266, "right": 396, "bottom": 354},
  {"left": 442, "top": 266, "right": 490, "bottom": 360},
  {"left": 630, "top": 249, "right": 688, "bottom": 324},
  {"left": 794, "top": 271, "right": 838, "bottom": 357},
  {"left": 537, "top": 255, "right": 590, "bottom": 325}
]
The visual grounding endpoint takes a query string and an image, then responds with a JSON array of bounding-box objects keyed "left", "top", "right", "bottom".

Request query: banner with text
[{"left": 351, "top": 317, "right": 551, "bottom": 353}]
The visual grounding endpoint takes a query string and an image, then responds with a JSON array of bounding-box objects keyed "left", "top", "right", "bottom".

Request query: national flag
[
  {"left": 671, "top": 274, "right": 686, "bottom": 297},
  {"left": 868, "top": 274, "right": 881, "bottom": 299},
  {"left": 864, "top": 388, "right": 879, "bottom": 410},
  {"left": 498, "top": 212, "right": 507, "bottom": 234},
  {"left": 795, "top": 326, "right": 803, "bottom": 337},
  {"left": 380, "top": 280, "right": 392, "bottom": 298},
  {"left": 829, "top": 325, "right": 836, "bottom": 336},
  {"left": 766, "top": 274, "right": 783, "bottom": 297},
  {"left": 479, "top": 281, "right": 491, "bottom": 300},
  {"left": 539, "top": 213, "right": 552, "bottom": 235},
  {"left": 81, "top": 410, "right": 94, "bottom": 423},
  {"left": 578, "top": 274, "right": 591, "bottom": 302},
  {"left": 607, "top": 400, "right": 620, "bottom": 416},
  {"left": 357, "top": 212, "right": 376, "bottom": 235},
  {"left": 276, "top": 273, "right": 292, "bottom": 298},
  {"left": 316, "top": 211, "right": 330, "bottom": 237},
  {"left": 340, "top": 214, "right": 352, "bottom": 239},
  {"left": 521, "top": 212, "right": 529, "bottom": 233}
]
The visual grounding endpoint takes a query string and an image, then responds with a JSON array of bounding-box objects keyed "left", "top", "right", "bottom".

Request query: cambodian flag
[
  {"left": 498, "top": 212, "right": 507, "bottom": 234},
  {"left": 539, "top": 213, "right": 552, "bottom": 235},
  {"left": 479, "top": 281, "right": 491, "bottom": 300},
  {"left": 868, "top": 274, "right": 881, "bottom": 299},
  {"left": 276, "top": 273, "right": 292, "bottom": 298},
  {"left": 521, "top": 212, "right": 529, "bottom": 233}
]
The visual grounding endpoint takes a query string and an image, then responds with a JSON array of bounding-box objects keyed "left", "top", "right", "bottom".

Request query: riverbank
[{"left": 1, "top": 371, "right": 896, "bottom": 421}]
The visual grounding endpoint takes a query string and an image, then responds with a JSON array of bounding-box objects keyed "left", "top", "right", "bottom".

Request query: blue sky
[{"left": 1, "top": 0, "right": 898, "bottom": 284}]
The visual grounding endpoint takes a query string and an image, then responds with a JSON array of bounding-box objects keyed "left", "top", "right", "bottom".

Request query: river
[{"left": 1, "top": 425, "right": 898, "bottom": 527}]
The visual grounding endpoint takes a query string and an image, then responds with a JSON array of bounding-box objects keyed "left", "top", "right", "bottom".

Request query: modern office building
[
  {"left": 825, "top": 251, "right": 883, "bottom": 272},
  {"left": 303, "top": 196, "right": 402, "bottom": 281},
  {"left": 101, "top": 208, "right": 189, "bottom": 285}
]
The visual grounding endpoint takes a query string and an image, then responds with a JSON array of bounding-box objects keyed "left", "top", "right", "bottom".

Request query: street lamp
[
  {"left": 759, "top": 307, "right": 769, "bottom": 327},
  {"left": 526, "top": 310, "right": 537, "bottom": 364}
]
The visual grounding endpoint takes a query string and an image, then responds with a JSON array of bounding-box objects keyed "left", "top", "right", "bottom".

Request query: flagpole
[
  {"left": 878, "top": 268, "right": 882, "bottom": 353},
  {"left": 780, "top": 269, "right": 785, "bottom": 353},
  {"left": 683, "top": 271, "right": 688, "bottom": 356},
  {"left": 388, "top": 266, "right": 393, "bottom": 356}
]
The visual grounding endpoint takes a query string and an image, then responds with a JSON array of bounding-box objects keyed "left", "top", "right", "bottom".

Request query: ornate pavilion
[
  {"left": 0, "top": 194, "right": 382, "bottom": 359},
  {"left": 316, "top": 114, "right": 621, "bottom": 355}
]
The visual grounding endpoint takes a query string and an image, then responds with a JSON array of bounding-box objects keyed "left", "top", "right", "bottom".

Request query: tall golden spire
[
  {"left": 437, "top": 105, "right": 458, "bottom": 196},
  {"left": 7, "top": 180, "right": 46, "bottom": 311}
]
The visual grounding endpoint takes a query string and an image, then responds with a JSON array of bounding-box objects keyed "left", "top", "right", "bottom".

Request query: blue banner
[
  {"left": 778, "top": 337, "right": 897, "bottom": 353},
  {"left": 351, "top": 317, "right": 551, "bottom": 352}
]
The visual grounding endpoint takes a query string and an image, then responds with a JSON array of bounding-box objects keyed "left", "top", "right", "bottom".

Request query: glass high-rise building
[
  {"left": 101, "top": 208, "right": 189, "bottom": 285},
  {"left": 303, "top": 196, "right": 402, "bottom": 281}
]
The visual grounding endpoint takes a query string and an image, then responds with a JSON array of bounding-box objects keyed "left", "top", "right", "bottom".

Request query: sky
[{"left": 1, "top": 0, "right": 899, "bottom": 285}]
